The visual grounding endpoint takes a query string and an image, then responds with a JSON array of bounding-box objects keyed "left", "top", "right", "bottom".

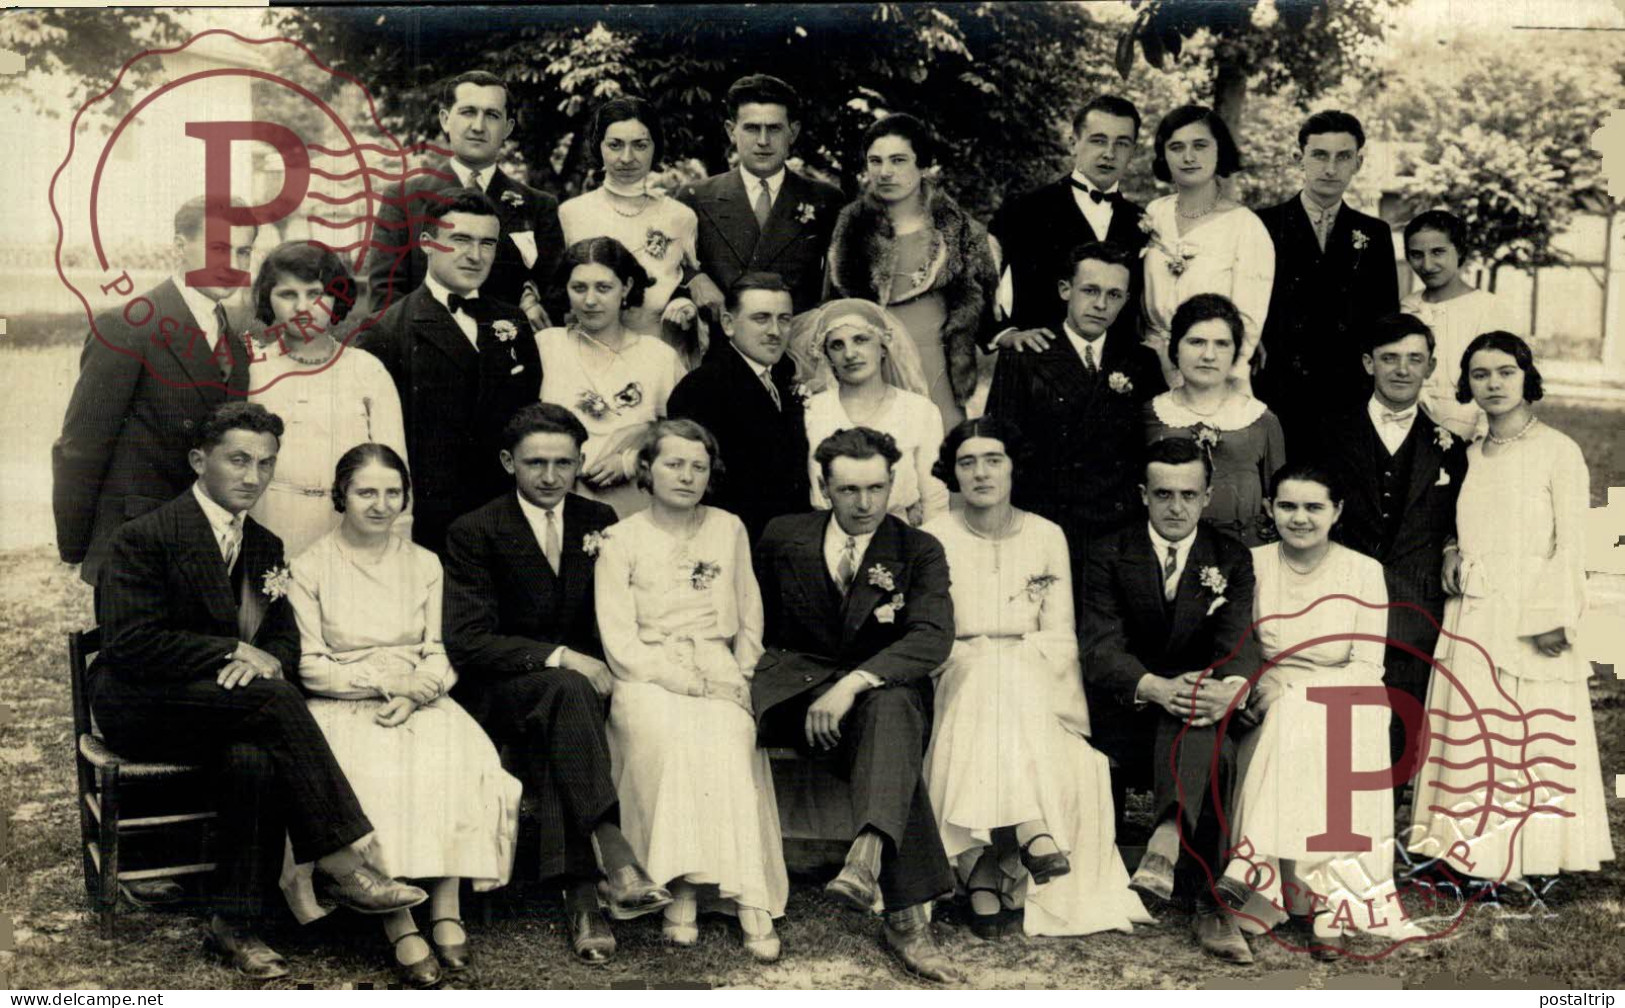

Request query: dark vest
[{"left": 1377, "top": 431, "right": 1418, "bottom": 558}]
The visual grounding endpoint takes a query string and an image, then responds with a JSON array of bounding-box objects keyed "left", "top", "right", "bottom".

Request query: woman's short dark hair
[
  {"left": 1152, "top": 105, "right": 1242, "bottom": 183},
  {"left": 1267, "top": 459, "right": 1344, "bottom": 507},
  {"left": 932, "top": 415, "right": 1032, "bottom": 493},
  {"left": 1145, "top": 435, "right": 1212, "bottom": 486},
  {"left": 1404, "top": 210, "right": 1468, "bottom": 257},
  {"left": 590, "top": 95, "right": 663, "bottom": 169},
  {"left": 195, "top": 402, "right": 283, "bottom": 453},
  {"left": 1456, "top": 330, "right": 1544, "bottom": 404},
  {"left": 634, "top": 418, "right": 725, "bottom": 497},
  {"left": 861, "top": 112, "right": 938, "bottom": 169},
  {"left": 556, "top": 236, "right": 652, "bottom": 310},
  {"left": 252, "top": 241, "right": 356, "bottom": 327},
  {"left": 330, "top": 442, "right": 412, "bottom": 513},
  {"left": 1170, "top": 293, "right": 1245, "bottom": 365},
  {"left": 502, "top": 402, "right": 589, "bottom": 453},
  {"left": 813, "top": 427, "right": 902, "bottom": 481}
]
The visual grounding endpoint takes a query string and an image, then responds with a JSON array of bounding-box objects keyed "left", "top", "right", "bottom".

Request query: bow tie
[
  {"left": 1380, "top": 407, "right": 1416, "bottom": 426},
  {"left": 447, "top": 292, "right": 481, "bottom": 318},
  {"left": 1068, "top": 179, "right": 1114, "bottom": 204}
]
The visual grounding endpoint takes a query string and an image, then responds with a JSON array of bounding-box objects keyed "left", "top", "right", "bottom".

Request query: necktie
[
  {"left": 222, "top": 514, "right": 244, "bottom": 572},
  {"left": 761, "top": 369, "right": 782, "bottom": 410},
  {"left": 542, "top": 508, "right": 561, "bottom": 575},
  {"left": 752, "top": 180, "right": 773, "bottom": 229},
  {"left": 212, "top": 302, "right": 235, "bottom": 381},
  {"left": 1308, "top": 204, "right": 1333, "bottom": 252},
  {"left": 1162, "top": 545, "right": 1179, "bottom": 602},
  {"left": 1068, "top": 178, "right": 1110, "bottom": 204},
  {"left": 1083, "top": 341, "right": 1098, "bottom": 373},
  {"left": 470, "top": 168, "right": 489, "bottom": 193},
  {"left": 1381, "top": 407, "right": 1416, "bottom": 427},
  {"left": 837, "top": 536, "right": 858, "bottom": 593}
]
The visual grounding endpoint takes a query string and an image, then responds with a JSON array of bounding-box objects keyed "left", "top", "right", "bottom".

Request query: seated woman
[
  {"left": 790, "top": 298, "right": 948, "bottom": 527},
  {"left": 594, "top": 419, "right": 787, "bottom": 961},
  {"left": 282, "top": 444, "right": 521, "bottom": 987},
  {"left": 247, "top": 241, "right": 409, "bottom": 557},
  {"left": 1410, "top": 332, "right": 1614, "bottom": 880},
  {"left": 1144, "top": 293, "right": 1286, "bottom": 546},
  {"left": 922, "top": 417, "right": 1151, "bottom": 939},
  {"left": 537, "top": 236, "right": 688, "bottom": 518},
  {"left": 1219, "top": 461, "right": 1424, "bottom": 958}
]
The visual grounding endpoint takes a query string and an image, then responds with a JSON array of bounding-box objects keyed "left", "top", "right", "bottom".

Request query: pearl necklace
[
  {"left": 1175, "top": 388, "right": 1227, "bottom": 418},
  {"left": 1176, "top": 198, "right": 1218, "bottom": 220},
  {"left": 1279, "top": 547, "right": 1327, "bottom": 577},
  {"left": 1487, "top": 414, "right": 1539, "bottom": 446}
]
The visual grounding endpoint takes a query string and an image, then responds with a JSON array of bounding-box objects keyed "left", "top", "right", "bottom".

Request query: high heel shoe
[
  {"left": 1018, "top": 832, "right": 1071, "bottom": 886},
  {"left": 430, "top": 917, "right": 470, "bottom": 975},
  {"left": 391, "top": 931, "right": 442, "bottom": 989},
  {"left": 739, "top": 910, "right": 780, "bottom": 963},
  {"left": 964, "top": 886, "right": 1009, "bottom": 941}
]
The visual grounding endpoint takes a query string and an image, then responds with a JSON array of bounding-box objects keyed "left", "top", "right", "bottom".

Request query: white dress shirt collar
[
  {"left": 730, "top": 342, "right": 772, "bottom": 381},
  {"left": 450, "top": 159, "right": 494, "bottom": 192},
  {"left": 1300, "top": 190, "right": 1342, "bottom": 227},
  {"left": 1147, "top": 521, "right": 1196, "bottom": 584},
  {"left": 742, "top": 165, "right": 787, "bottom": 203},
  {"left": 192, "top": 481, "right": 242, "bottom": 557},
  {"left": 170, "top": 277, "right": 225, "bottom": 341},
  {"left": 424, "top": 274, "right": 481, "bottom": 349},
  {"left": 515, "top": 491, "right": 566, "bottom": 547},
  {"left": 823, "top": 516, "right": 876, "bottom": 585},
  {"left": 1067, "top": 171, "right": 1119, "bottom": 241},
  {"left": 1368, "top": 395, "right": 1419, "bottom": 455},
  {"left": 1062, "top": 319, "right": 1107, "bottom": 369}
]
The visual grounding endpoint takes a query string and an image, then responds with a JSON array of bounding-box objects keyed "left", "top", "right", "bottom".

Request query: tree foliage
[{"left": 0, "top": 8, "right": 188, "bottom": 118}]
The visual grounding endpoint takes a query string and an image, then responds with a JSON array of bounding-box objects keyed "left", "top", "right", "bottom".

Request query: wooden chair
[{"left": 69, "top": 628, "right": 218, "bottom": 938}]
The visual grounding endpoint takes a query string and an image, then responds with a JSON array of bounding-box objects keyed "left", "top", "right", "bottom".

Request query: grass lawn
[{"left": 1, "top": 549, "right": 1622, "bottom": 990}]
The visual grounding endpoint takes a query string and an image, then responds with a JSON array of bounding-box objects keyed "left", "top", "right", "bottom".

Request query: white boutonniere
[
  {"left": 644, "top": 227, "right": 673, "bottom": 260},
  {"left": 583, "top": 530, "right": 608, "bottom": 558},
  {"left": 1139, "top": 219, "right": 1195, "bottom": 275},
  {"left": 791, "top": 381, "right": 812, "bottom": 406},
  {"left": 688, "top": 560, "right": 722, "bottom": 591},
  {"left": 491, "top": 320, "right": 518, "bottom": 342},
  {"left": 874, "top": 593, "right": 905, "bottom": 624},
  {"left": 261, "top": 565, "right": 292, "bottom": 602},
  {"left": 1351, "top": 230, "right": 1370, "bottom": 251},
  {"left": 1434, "top": 427, "right": 1455, "bottom": 451},
  {"left": 1435, "top": 470, "right": 1451, "bottom": 487},
  {"left": 1191, "top": 422, "right": 1221, "bottom": 453},
  {"left": 501, "top": 190, "right": 525, "bottom": 208},
  {"left": 1108, "top": 372, "right": 1133, "bottom": 394},
  {"left": 797, "top": 202, "right": 817, "bottom": 224},
  {"left": 866, "top": 564, "right": 895, "bottom": 592},
  {"left": 1198, "top": 565, "right": 1228, "bottom": 616}
]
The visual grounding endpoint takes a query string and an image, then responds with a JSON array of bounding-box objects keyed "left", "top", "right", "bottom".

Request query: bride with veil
[{"left": 789, "top": 298, "right": 949, "bottom": 527}]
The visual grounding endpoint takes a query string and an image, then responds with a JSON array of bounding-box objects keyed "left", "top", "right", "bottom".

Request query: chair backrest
[{"left": 67, "top": 627, "right": 102, "bottom": 741}]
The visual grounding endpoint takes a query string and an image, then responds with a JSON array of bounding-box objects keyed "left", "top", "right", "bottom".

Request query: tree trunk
[{"left": 1213, "top": 55, "right": 1247, "bottom": 136}]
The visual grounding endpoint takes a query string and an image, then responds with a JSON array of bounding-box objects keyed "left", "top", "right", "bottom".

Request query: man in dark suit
[
  {"left": 989, "top": 95, "right": 1147, "bottom": 354},
  {"left": 443, "top": 402, "right": 669, "bottom": 964},
  {"left": 984, "top": 241, "right": 1166, "bottom": 613},
  {"left": 666, "top": 272, "right": 808, "bottom": 540},
  {"left": 53, "top": 196, "right": 258, "bottom": 589},
  {"left": 357, "top": 187, "right": 543, "bottom": 554},
  {"left": 1321, "top": 314, "right": 1467, "bottom": 767},
  {"left": 678, "top": 74, "right": 845, "bottom": 319},
  {"left": 752, "top": 428, "right": 960, "bottom": 983},
  {"left": 1255, "top": 110, "right": 1400, "bottom": 454},
  {"left": 363, "top": 70, "right": 564, "bottom": 327},
  {"left": 1083, "top": 437, "right": 1262, "bottom": 964},
  {"left": 88, "top": 403, "right": 425, "bottom": 979}
]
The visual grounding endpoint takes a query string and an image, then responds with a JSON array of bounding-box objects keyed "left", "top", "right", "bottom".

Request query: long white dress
[
  {"left": 921, "top": 511, "right": 1152, "bottom": 936},
  {"left": 1229, "top": 543, "right": 1422, "bottom": 939},
  {"left": 559, "top": 188, "right": 701, "bottom": 354},
  {"left": 535, "top": 326, "right": 687, "bottom": 518},
  {"left": 1399, "top": 287, "right": 1514, "bottom": 440},
  {"left": 1139, "top": 197, "right": 1276, "bottom": 391},
  {"left": 1409, "top": 423, "right": 1614, "bottom": 879},
  {"left": 280, "top": 531, "right": 521, "bottom": 923},
  {"left": 248, "top": 346, "right": 410, "bottom": 557},
  {"left": 595, "top": 507, "right": 788, "bottom": 918},
  {"left": 804, "top": 387, "right": 948, "bottom": 525}
]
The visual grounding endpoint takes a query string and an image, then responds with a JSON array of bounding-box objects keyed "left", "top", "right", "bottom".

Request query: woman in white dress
[
  {"left": 1410, "top": 332, "right": 1614, "bottom": 881},
  {"left": 789, "top": 298, "right": 948, "bottom": 527},
  {"left": 558, "top": 96, "right": 704, "bottom": 367},
  {"left": 922, "top": 417, "right": 1151, "bottom": 939},
  {"left": 594, "top": 419, "right": 787, "bottom": 961},
  {"left": 246, "top": 242, "right": 409, "bottom": 556},
  {"left": 1400, "top": 210, "right": 1516, "bottom": 439},
  {"left": 282, "top": 444, "right": 520, "bottom": 987},
  {"left": 1140, "top": 105, "right": 1275, "bottom": 393},
  {"left": 537, "top": 237, "right": 688, "bottom": 518},
  {"left": 1217, "top": 461, "right": 1425, "bottom": 959}
]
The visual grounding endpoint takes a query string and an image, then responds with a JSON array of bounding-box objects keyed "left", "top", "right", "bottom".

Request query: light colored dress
[
  {"left": 280, "top": 531, "right": 521, "bottom": 922},
  {"left": 922, "top": 511, "right": 1152, "bottom": 937},
  {"left": 595, "top": 507, "right": 788, "bottom": 918},
  {"left": 804, "top": 387, "right": 948, "bottom": 525},
  {"left": 1230, "top": 543, "right": 1421, "bottom": 938},
  {"left": 1139, "top": 197, "right": 1276, "bottom": 391},
  {"left": 1144, "top": 393, "right": 1287, "bottom": 547},
  {"left": 1400, "top": 287, "right": 1514, "bottom": 440},
  {"left": 559, "top": 188, "right": 701, "bottom": 360},
  {"left": 535, "top": 326, "right": 687, "bottom": 518},
  {"left": 248, "top": 345, "right": 410, "bottom": 558},
  {"left": 1409, "top": 423, "right": 1614, "bottom": 879}
]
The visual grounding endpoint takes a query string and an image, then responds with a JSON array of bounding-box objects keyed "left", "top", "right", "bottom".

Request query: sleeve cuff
[
  {"left": 854, "top": 670, "right": 883, "bottom": 689},
  {"left": 546, "top": 647, "right": 564, "bottom": 668}
]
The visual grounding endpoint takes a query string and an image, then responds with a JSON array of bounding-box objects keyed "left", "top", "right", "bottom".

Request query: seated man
[
  {"left": 88, "top": 402, "right": 425, "bottom": 980},
  {"left": 1082, "top": 437, "right": 1261, "bottom": 964},
  {"left": 442, "top": 402, "right": 669, "bottom": 964},
  {"left": 752, "top": 428, "right": 961, "bottom": 984}
]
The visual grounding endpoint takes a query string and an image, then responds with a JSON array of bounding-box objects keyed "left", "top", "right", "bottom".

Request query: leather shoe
[
  {"left": 204, "top": 916, "right": 289, "bottom": 981},
  {"left": 390, "top": 932, "right": 442, "bottom": 989},
  {"left": 1018, "top": 832, "right": 1071, "bottom": 886},
  {"left": 1194, "top": 908, "right": 1254, "bottom": 965},
  {"left": 430, "top": 917, "right": 471, "bottom": 975},
  {"left": 1129, "top": 852, "right": 1176, "bottom": 903},
  {"left": 598, "top": 864, "right": 672, "bottom": 920},
  {"left": 1213, "top": 874, "right": 1254, "bottom": 912},
  {"left": 1309, "top": 926, "right": 1350, "bottom": 962},
  {"left": 316, "top": 864, "right": 427, "bottom": 915},
  {"left": 825, "top": 862, "right": 881, "bottom": 914},
  {"left": 883, "top": 905, "right": 966, "bottom": 985},
  {"left": 568, "top": 907, "right": 617, "bottom": 964},
  {"left": 121, "top": 879, "right": 185, "bottom": 907}
]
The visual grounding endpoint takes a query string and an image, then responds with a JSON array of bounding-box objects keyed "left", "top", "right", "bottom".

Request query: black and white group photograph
[{"left": 0, "top": 0, "right": 1622, "bottom": 994}]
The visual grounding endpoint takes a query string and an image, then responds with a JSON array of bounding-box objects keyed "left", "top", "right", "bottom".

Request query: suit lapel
[
  {"left": 781, "top": 513, "right": 842, "bottom": 648},
  {"left": 556, "top": 496, "right": 594, "bottom": 629},
  {"left": 1104, "top": 197, "right": 1145, "bottom": 248},
  {"left": 1034, "top": 332, "right": 1094, "bottom": 404},
  {"left": 703, "top": 169, "right": 760, "bottom": 270},
  {"left": 409, "top": 287, "right": 480, "bottom": 374},
  {"left": 150, "top": 280, "right": 230, "bottom": 397},
  {"left": 1123, "top": 525, "right": 1172, "bottom": 632},
  {"left": 720, "top": 342, "right": 780, "bottom": 414},
  {"left": 1347, "top": 411, "right": 1386, "bottom": 518},
  {"left": 496, "top": 493, "right": 557, "bottom": 590},
  {"left": 1165, "top": 530, "right": 1218, "bottom": 656},
  {"left": 1402, "top": 412, "right": 1444, "bottom": 513},
  {"left": 752, "top": 171, "right": 812, "bottom": 266},
  {"left": 175, "top": 494, "right": 240, "bottom": 626},
  {"left": 839, "top": 518, "right": 903, "bottom": 648}
]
